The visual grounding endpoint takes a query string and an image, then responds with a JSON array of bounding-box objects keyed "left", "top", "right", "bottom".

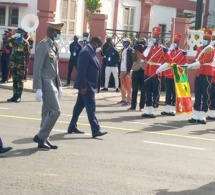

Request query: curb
[{"left": 0, "top": 84, "right": 166, "bottom": 105}]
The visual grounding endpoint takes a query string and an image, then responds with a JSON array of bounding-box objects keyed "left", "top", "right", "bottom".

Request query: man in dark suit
[
  {"left": 67, "top": 37, "right": 108, "bottom": 138},
  {"left": 64, "top": 35, "right": 82, "bottom": 86}
]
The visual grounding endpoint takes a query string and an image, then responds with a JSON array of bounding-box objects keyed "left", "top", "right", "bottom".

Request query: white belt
[
  {"left": 203, "top": 63, "right": 212, "bottom": 66},
  {"left": 147, "top": 62, "right": 161, "bottom": 66}
]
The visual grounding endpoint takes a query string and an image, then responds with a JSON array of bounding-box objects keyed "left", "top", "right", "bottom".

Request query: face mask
[
  {"left": 123, "top": 42, "right": 128, "bottom": 48},
  {"left": 173, "top": 43, "right": 178, "bottom": 48},
  {"left": 54, "top": 34, "right": 61, "bottom": 41},
  {"left": 83, "top": 37, "right": 87, "bottom": 41},
  {"left": 15, "top": 33, "right": 21, "bottom": 38},
  {"left": 152, "top": 38, "right": 157, "bottom": 43},
  {"left": 202, "top": 39, "right": 208, "bottom": 46}
]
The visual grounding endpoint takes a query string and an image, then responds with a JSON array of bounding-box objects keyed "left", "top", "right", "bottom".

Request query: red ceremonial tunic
[
  {"left": 141, "top": 45, "right": 172, "bottom": 77},
  {"left": 163, "top": 49, "right": 189, "bottom": 79},
  {"left": 195, "top": 45, "right": 214, "bottom": 77}
]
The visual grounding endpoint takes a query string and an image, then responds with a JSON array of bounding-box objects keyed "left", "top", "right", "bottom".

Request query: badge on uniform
[
  {"left": 108, "top": 57, "right": 111, "bottom": 61},
  {"left": 73, "top": 52, "right": 76, "bottom": 56}
]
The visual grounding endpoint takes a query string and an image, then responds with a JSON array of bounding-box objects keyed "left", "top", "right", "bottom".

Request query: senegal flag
[{"left": 171, "top": 63, "right": 193, "bottom": 114}]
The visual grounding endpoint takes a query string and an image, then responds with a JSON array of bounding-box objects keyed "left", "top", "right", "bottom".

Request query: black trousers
[
  {"left": 131, "top": 69, "right": 145, "bottom": 109},
  {"left": 209, "top": 83, "right": 215, "bottom": 110},
  {"left": 66, "top": 60, "right": 77, "bottom": 84},
  {"left": 1, "top": 54, "right": 10, "bottom": 82},
  {"left": 193, "top": 75, "right": 212, "bottom": 112},
  {"left": 165, "top": 78, "right": 175, "bottom": 106},
  {"left": 145, "top": 76, "right": 161, "bottom": 108},
  {"left": 68, "top": 90, "right": 100, "bottom": 134}
]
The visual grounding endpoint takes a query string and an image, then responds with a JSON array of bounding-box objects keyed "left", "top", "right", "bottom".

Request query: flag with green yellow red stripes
[{"left": 171, "top": 63, "right": 193, "bottom": 114}]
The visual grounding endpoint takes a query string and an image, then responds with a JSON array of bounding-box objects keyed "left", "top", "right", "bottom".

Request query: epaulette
[
  {"left": 42, "top": 38, "right": 47, "bottom": 43},
  {"left": 182, "top": 50, "right": 187, "bottom": 55},
  {"left": 162, "top": 46, "right": 169, "bottom": 52},
  {"left": 205, "top": 45, "right": 213, "bottom": 54}
]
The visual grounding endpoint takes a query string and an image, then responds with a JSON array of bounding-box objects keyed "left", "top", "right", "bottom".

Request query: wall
[
  {"left": 208, "top": 0, "right": 215, "bottom": 27},
  {"left": 149, "top": 5, "right": 176, "bottom": 33},
  {"left": 100, "top": 0, "right": 115, "bottom": 29}
]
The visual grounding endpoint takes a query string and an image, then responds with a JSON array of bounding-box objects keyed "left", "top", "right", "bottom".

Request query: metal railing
[{"left": 106, "top": 29, "right": 171, "bottom": 48}]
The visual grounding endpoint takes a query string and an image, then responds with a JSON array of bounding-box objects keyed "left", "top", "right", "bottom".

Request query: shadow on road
[
  {"left": 155, "top": 181, "right": 215, "bottom": 195},
  {"left": 0, "top": 147, "right": 38, "bottom": 158},
  {"left": 189, "top": 128, "right": 215, "bottom": 136}
]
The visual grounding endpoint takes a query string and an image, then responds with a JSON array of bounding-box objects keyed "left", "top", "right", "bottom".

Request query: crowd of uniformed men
[{"left": 0, "top": 23, "right": 215, "bottom": 152}]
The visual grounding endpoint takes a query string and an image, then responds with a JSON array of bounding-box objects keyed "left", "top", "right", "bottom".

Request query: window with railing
[
  {"left": 0, "top": 6, "right": 19, "bottom": 27},
  {"left": 123, "top": 7, "right": 135, "bottom": 31},
  {"left": 8, "top": 7, "right": 19, "bottom": 27},
  {"left": 61, "top": 0, "right": 76, "bottom": 35},
  {"left": 0, "top": 6, "right": 6, "bottom": 26}
]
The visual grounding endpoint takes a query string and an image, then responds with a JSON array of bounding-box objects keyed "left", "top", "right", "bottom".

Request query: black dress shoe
[
  {"left": 38, "top": 143, "right": 50, "bottom": 150},
  {"left": 0, "top": 147, "right": 13, "bottom": 153},
  {"left": 14, "top": 97, "right": 21, "bottom": 103},
  {"left": 33, "top": 135, "right": 43, "bottom": 143},
  {"left": 92, "top": 131, "right": 108, "bottom": 138},
  {"left": 188, "top": 118, "right": 197, "bottom": 123},
  {"left": 169, "top": 112, "right": 175, "bottom": 116},
  {"left": 161, "top": 111, "right": 169, "bottom": 115},
  {"left": 141, "top": 113, "right": 151, "bottom": 118},
  {"left": 46, "top": 140, "right": 58, "bottom": 149},
  {"left": 68, "top": 128, "right": 84, "bottom": 134},
  {"left": 206, "top": 116, "right": 215, "bottom": 120},
  {"left": 197, "top": 120, "right": 206, "bottom": 124}
]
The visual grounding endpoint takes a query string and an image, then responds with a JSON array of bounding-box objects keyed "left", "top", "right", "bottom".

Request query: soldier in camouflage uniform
[{"left": 7, "top": 28, "right": 30, "bottom": 103}]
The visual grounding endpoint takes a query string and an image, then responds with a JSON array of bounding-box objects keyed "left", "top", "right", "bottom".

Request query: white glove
[
  {"left": 156, "top": 62, "right": 170, "bottom": 74},
  {"left": 187, "top": 61, "right": 201, "bottom": 69},
  {"left": 58, "top": 87, "right": 63, "bottom": 100},
  {"left": 187, "top": 65, "right": 192, "bottom": 69},
  {"left": 169, "top": 43, "right": 175, "bottom": 51},
  {"left": 147, "top": 38, "right": 154, "bottom": 48},
  {"left": 36, "top": 89, "right": 43, "bottom": 102}
]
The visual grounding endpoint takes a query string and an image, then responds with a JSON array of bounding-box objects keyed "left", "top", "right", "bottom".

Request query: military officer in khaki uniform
[{"left": 33, "top": 22, "right": 64, "bottom": 150}]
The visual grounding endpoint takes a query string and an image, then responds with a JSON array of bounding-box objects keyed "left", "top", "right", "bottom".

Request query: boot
[
  {"left": 14, "top": 93, "right": 22, "bottom": 103},
  {"left": 7, "top": 93, "right": 16, "bottom": 102}
]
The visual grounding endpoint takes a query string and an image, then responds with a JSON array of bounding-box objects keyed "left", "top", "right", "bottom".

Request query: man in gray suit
[{"left": 32, "top": 22, "right": 64, "bottom": 150}]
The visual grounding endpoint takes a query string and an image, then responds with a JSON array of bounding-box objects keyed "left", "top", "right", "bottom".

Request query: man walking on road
[
  {"left": 67, "top": 37, "right": 107, "bottom": 138},
  {"left": 32, "top": 22, "right": 64, "bottom": 149}
]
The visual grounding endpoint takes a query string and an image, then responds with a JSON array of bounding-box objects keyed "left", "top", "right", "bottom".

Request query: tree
[{"left": 85, "top": 0, "right": 102, "bottom": 28}]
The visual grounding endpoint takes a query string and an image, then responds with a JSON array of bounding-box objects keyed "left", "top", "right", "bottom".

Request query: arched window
[{"left": 60, "top": 0, "right": 77, "bottom": 34}]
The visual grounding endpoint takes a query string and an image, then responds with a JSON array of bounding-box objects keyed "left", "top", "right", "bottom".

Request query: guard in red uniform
[
  {"left": 187, "top": 29, "right": 214, "bottom": 124},
  {"left": 159, "top": 33, "right": 189, "bottom": 116},
  {"left": 141, "top": 26, "right": 172, "bottom": 118}
]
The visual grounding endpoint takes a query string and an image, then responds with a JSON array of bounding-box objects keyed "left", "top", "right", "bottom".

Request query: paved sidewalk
[{"left": 0, "top": 75, "right": 194, "bottom": 104}]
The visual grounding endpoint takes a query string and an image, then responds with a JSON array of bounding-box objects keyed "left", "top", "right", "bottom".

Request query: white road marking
[
  {"left": 124, "top": 121, "right": 178, "bottom": 129},
  {"left": 143, "top": 141, "right": 205, "bottom": 150},
  {"left": 0, "top": 107, "right": 10, "bottom": 110}
]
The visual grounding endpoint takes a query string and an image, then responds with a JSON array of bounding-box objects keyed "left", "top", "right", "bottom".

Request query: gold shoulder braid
[
  {"left": 42, "top": 38, "right": 47, "bottom": 43},
  {"left": 205, "top": 46, "right": 213, "bottom": 54}
]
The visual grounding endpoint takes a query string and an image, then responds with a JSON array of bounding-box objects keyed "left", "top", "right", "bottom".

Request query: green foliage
[{"left": 85, "top": 0, "right": 102, "bottom": 28}]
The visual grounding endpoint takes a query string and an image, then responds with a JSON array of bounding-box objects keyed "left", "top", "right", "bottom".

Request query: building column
[
  {"left": 203, "top": 0, "right": 210, "bottom": 28},
  {"left": 140, "top": 0, "right": 152, "bottom": 33},
  {"left": 90, "top": 13, "right": 108, "bottom": 43},
  {"left": 36, "top": 0, "right": 57, "bottom": 45},
  {"left": 113, "top": 0, "right": 119, "bottom": 31},
  {"left": 171, "top": 17, "right": 191, "bottom": 50}
]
